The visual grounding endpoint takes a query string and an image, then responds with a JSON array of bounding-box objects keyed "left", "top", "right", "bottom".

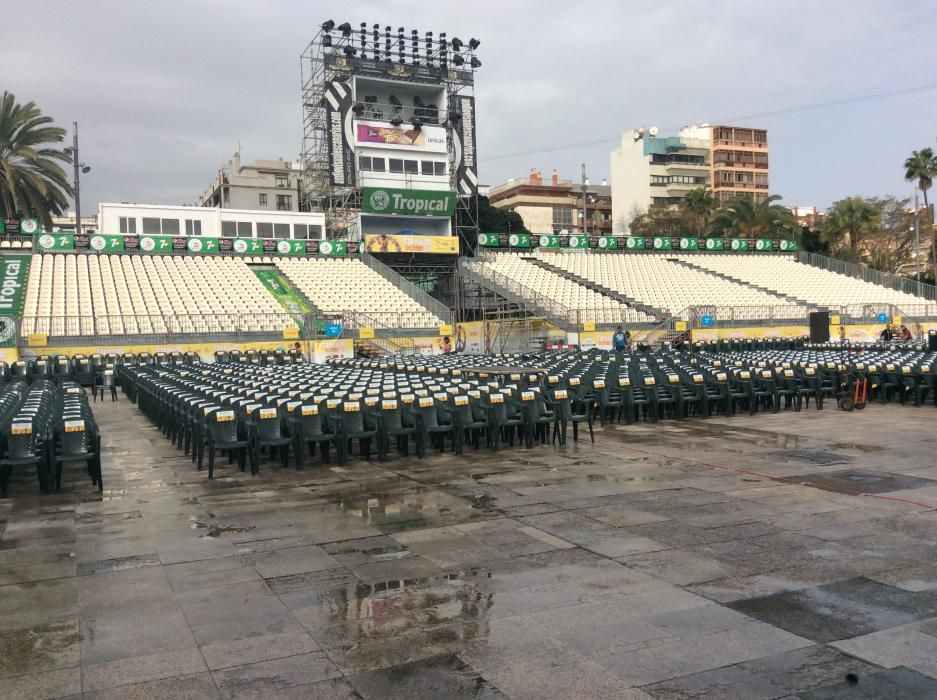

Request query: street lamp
[{"left": 63, "top": 121, "right": 91, "bottom": 234}]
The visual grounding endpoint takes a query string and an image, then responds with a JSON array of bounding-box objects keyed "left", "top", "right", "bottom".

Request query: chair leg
[{"left": 208, "top": 443, "right": 215, "bottom": 479}]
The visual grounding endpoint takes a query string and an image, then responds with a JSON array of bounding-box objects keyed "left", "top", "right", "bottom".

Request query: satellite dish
[
  {"left": 632, "top": 131, "right": 641, "bottom": 141},
  {"left": 649, "top": 126, "right": 659, "bottom": 136}
]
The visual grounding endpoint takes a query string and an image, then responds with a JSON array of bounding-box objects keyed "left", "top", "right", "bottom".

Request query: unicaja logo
[
  {"left": 20, "top": 219, "right": 38, "bottom": 234},
  {"left": 369, "top": 190, "right": 390, "bottom": 212},
  {"left": 277, "top": 241, "right": 291, "bottom": 254},
  {"left": 779, "top": 240, "right": 789, "bottom": 251},
  {"left": 680, "top": 238, "right": 689, "bottom": 248},
  {"left": 706, "top": 239, "right": 715, "bottom": 249},
  {"left": 320, "top": 241, "right": 333, "bottom": 255},
  {"left": 38, "top": 234, "right": 55, "bottom": 249},
  {"left": 90, "top": 236, "right": 106, "bottom": 251},
  {"left": 731, "top": 239, "right": 741, "bottom": 250},
  {"left": 539, "top": 235, "right": 549, "bottom": 246},
  {"left": 508, "top": 234, "right": 519, "bottom": 246},
  {"left": 478, "top": 233, "right": 488, "bottom": 245},
  {"left": 627, "top": 238, "right": 636, "bottom": 249},
  {"left": 598, "top": 238, "right": 608, "bottom": 249},
  {"left": 233, "top": 239, "right": 248, "bottom": 253},
  {"left": 570, "top": 237, "right": 580, "bottom": 248},
  {"left": 140, "top": 237, "right": 156, "bottom": 251},
  {"left": 188, "top": 238, "right": 203, "bottom": 252}
]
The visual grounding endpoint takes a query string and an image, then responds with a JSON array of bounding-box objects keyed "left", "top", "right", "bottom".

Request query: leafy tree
[
  {"left": 821, "top": 196, "right": 881, "bottom": 261},
  {"left": 799, "top": 225, "right": 829, "bottom": 255},
  {"left": 474, "top": 194, "right": 527, "bottom": 234},
  {"left": 629, "top": 205, "right": 691, "bottom": 238},
  {"left": 707, "top": 195, "right": 798, "bottom": 239},
  {"left": 680, "top": 187, "right": 715, "bottom": 237},
  {"left": 860, "top": 196, "right": 914, "bottom": 274},
  {"left": 0, "top": 92, "right": 73, "bottom": 228},
  {"left": 904, "top": 147, "right": 937, "bottom": 279}
]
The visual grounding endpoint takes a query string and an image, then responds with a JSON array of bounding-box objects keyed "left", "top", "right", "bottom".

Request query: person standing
[{"left": 612, "top": 326, "right": 627, "bottom": 353}]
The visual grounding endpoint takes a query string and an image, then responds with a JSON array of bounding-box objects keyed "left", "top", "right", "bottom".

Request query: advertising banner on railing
[
  {"left": 705, "top": 238, "right": 725, "bottom": 251},
  {"left": 754, "top": 238, "right": 776, "bottom": 251},
  {"left": 778, "top": 239, "right": 799, "bottom": 252},
  {"left": 597, "top": 236, "right": 619, "bottom": 250},
  {"left": 624, "top": 237, "right": 647, "bottom": 250},
  {"left": 364, "top": 234, "right": 458, "bottom": 254},
  {"left": 652, "top": 237, "right": 673, "bottom": 250},
  {"left": 89, "top": 234, "right": 125, "bottom": 252},
  {"left": 507, "top": 233, "right": 531, "bottom": 248},
  {"left": 729, "top": 238, "right": 751, "bottom": 251},
  {"left": 676, "top": 237, "right": 699, "bottom": 251},
  {"left": 477, "top": 233, "right": 501, "bottom": 248},
  {"left": 567, "top": 235, "right": 590, "bottom": 249},
  {"left": 318, "top": 240, "right": 347, "bottom": 256},
  {"left": 361, "top": 187, "right": 455, "bottom": 217},
  {"left": 37, "top": 233, "right": 75, "bottom": 251},
  {"left": 537, "top": 235, "right": 561, "bottom": 249}
]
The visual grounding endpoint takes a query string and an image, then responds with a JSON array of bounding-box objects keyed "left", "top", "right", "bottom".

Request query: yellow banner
[
  {"left": 28, "top": 333, "right": 48, "bottom": 347},
  {"left": 364, "top": 234, "right": 459, "bottom": 255},
  {"left": 358, "top": 326, "right": 375, "bottom": 339}
]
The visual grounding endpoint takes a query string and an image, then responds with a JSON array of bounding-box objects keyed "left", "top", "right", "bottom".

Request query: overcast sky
[{"left": 4, "top": 0, "right": 936, "bottom": 215}]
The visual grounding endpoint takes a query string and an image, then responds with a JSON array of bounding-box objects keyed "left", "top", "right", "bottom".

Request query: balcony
[{"left": 355, "top": 99, "right": 442, "bottom": 125}]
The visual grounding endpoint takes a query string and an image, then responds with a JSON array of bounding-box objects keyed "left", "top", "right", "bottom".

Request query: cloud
[{"left": 2, "top": 0, "right": 935, "bottom": 213}]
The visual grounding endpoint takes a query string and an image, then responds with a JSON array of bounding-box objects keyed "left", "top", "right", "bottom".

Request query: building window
[
  {"left": 293, "top": 223, "right": 308, "bottom": 239},
  {"left": 118, "top": 216, "right": 136, "bottom": 234},
  {"left": 142, "top": 217, "right": 161, "bottom": 235},
  {"left": 553, "top": 206, "right": 573, "bottom": 226},
  {"left": 404, "top": 160, "right": 418, "bottom": 174},
  {"left": 161, "top": 218, "right": 180, "bottom": 236},
  {"left": 257, "top": 222, "right": 273, "bottom": 238},
  {"left": 755, "top": 173, "right": 769, "bottom": 186},
  {"left": 371, "top": 157, "right": 385, "bottom": 172},
  {"left": 185, "top": 219, "right": 202, "bottom": 236},
  {"left": 434, "top": 162, "right": 447, "bottom": 176},
  {"left": 308, "top": 225, "right": 323, "bottom": 240},
  {"left": 389, "top": 158, "right": 403, "bottom": 173},
  {"left": 276, "top": 194, "right": 292, "bottom": 211},
  {"left": 221, "top": 221, "right": 236, "bottom": 237},
  {"left": 421, "top": 161, "right": 435, "bottom": 175},
  {"left": 237, "top": 222, "right": 252, "bottom": 237},
  {"left": 275, "top": 175, "right": 289, "bottom": 188},
  {"left": 359, "top": 156, "right": 372, "bottom": 172},
  {"left": 274, "top": 223, "right": 290, "bottom": 239},
  {"left": 259, "top": 193, "right": 268, "bottom": 206}
]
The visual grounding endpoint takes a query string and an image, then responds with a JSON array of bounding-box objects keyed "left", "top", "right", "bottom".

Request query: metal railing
[
  {"left": 360, "top": 253, "right": 452, "bottom": 322},
  {"left": 459, "top": 259, "right": 576, "bottom": 328},
  {"left": 337, "top": 310, "right": 444, "bottom": 335},
  {"left": 797, "top": 251, "right": 937, "bottom": 300}
]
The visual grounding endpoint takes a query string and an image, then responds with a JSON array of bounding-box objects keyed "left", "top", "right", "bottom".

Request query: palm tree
[
  {"left": 904, "top": 147, "right": 937, "bottom": 279},
  {"left": 820, "top": 196, "right": 881, "bottom": 261},
  {"left": 0, "top": 92, "right": 73, "bottom": 229},
  {"left": 707, "top": 194, "right": 798, "bottom": 239},
  {"left": 681, "top": 187, "right": 715, "bottom": 237}
]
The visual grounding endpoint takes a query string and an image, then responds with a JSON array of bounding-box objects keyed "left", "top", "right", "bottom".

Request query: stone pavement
[{"left": 2, "top": 397, "right": 937, "bottom": 698}]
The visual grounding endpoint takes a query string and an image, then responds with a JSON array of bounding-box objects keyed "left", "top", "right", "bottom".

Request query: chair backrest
[
  {"left": 210, "top": 409, "right": 239, "bottom": 442},
  {"left": 253, "top": 407, "right": 283, "bottom": 439}
]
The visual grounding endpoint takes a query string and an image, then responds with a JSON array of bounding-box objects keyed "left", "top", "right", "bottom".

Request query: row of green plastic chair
[{"left": 0, "top": 380, "right": 102, "bottom": 498}]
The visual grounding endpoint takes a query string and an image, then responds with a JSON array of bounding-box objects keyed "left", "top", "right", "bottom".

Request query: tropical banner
[
  {"left": 361, "top": 187, "right": 455, "bottom": 217},
  {"left": 652, "top": 237, "right": 673, "bottom": 250},
  {"left": 507, "top": 233, "right": 531, "bottom": 248},
  {"left": 676, "top": 237, "right": 699, "bottom": 251},
  {"left": 597, "top": 236, "right": 620, "bottom": 250},
  {"left": 625, "top": 237, "right": 647, "bottom": 250},
  {"left": 537, "top": 235, "right": 561, "bottom": 249},
  {"left": 705, "top": 238, "right": 725, "bottom": 251},
  {"left": 0, "top": 254, "right": 31, "bottom": 315}
]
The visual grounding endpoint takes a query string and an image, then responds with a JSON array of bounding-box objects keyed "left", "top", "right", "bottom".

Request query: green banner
[
  {"left": 318, "top": 240, "right": 347, "bottom": 256},
  {"left": 276, "top": 240, "right": 307, "bottom": 256},
  {"left": 37, "top": 233, "right": 75, "bottom": 251},
  {"left": 779, "top": 239, "right": 798, "bottom": 252},
  {"left": 253, "top": 269, "right": 311, "bottom": 320},
  {"left": 362, "top": 187, "right": 456, "bottom": 217},
  {"left": 186, "top": 237, "right": 219, "bottom": 253},
  {"left": 507, "top": 233, "right": 531, "bottom": 248},
  {"left": 676, "top": 237, "right": 699, "bottom": 251},
  {"left": 0, "top": 254, "right": 31, "bottom": 315},
  {"left": 704, "top": 238, "right": 725, "bottom": 251},
  {"left": 754, "top": 238, "right": 775, "bottom": 251},
  {"left": 232, "top": 238, "right": 264, "bottom": 255},
  {"left": 652, "top": 236, "right": 673, "bottom": 250},
  {"left": 624, "top": 236, "right": 646, "bottom": 250},
  {"left": 567, "top": 235, "right": 589, "bottom": 249},
  {"left": 90, "top": 234, "right": 125, "bottom": 252},
  {"left": 729, "top": 238, "right": 751, "bottom": 252},
  {"left": 537, "top": 234, "right": 560, "bottom": 249},
  {"left": 139, "top": 235, "right": 174, "bottom": 253},
  {"left": 597, "top": 236, "right": 619, "bottom": 250},
  {"left": 478, "top": 233, "right": 500, "bottom": 247}
]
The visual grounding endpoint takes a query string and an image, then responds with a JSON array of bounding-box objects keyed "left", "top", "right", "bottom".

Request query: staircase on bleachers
[{"left": 670, "top": 257, "right": 816, "bottom": 309}]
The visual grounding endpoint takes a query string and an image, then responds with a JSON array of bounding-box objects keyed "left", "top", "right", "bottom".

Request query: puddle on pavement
[
  {"left": 0, "top": 622, "right": 79, "bottom": 676},
  {"left": 190, "top": 520, "right": 255, "bottom": 538}
]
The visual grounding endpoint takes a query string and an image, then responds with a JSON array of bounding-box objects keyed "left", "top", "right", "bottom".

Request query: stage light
[
  {"left": 469, "top": 38, "right": 480, "bottom": 50},
  {"left": 470, "top": 56, "right": 481, "bottom": 68},
  {"left": 388, "top": 95, "right": 402, "bottom": 106},
  {"left": 373, "top": 24, "right": 380, "bottom": 59},
  {"left": 452, "top": 54, "right": 464, "bottom": 66},
  {"left": 390, "top": 115, "right": 403, "bottom": 126},
  {"left": 450, "top": 37, "right": 463, "bottom": 51},
  {"left": 343, "top": 45, "right": 357, "bottom": 57},
  {"left": 411, "top": 117, "right": 423, "bottom": 131},
  {"left": 425, "top": 31, "right": 433, "bottom": 58},
  {"left": 411, "top": 29, "right": 419, "bottom": 62},
  {"left": 323, "top": 34, "right": 332, "bottom": 47},
  {"left": 352, "top": 103, "right": 365, "bottom": 116},
  {"left": 385, "top": 26, "right": 392, "bottom": 62},
  {"left": 321, "top": 20, "right": 335, "bottom": 32},
  {"left": 337, "top": 22, "right": 352, "bottom": 37}
]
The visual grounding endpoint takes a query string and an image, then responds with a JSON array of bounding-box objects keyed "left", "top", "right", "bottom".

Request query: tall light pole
[
  {"left": 581, "top": 162, "right": 587, "bottom": 235},
  {"left": 914, "top": 188, "right": 921, "bottom": 294},
  {"left": 64, "top": 122, "right": 91, "bottom": 234}
]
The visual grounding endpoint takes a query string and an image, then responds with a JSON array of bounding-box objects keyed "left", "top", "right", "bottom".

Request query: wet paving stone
[
  {"left": 728, "top": 577, "right": 937, "bottom": 642},
  {"left": 2, "top": 398, "right": 937, "bottom": 695},
  {"left": 797, "top": 665, "right": 937, "bottom": 699},
  {"left": 779, "top": 469, "right": 937, "bottom": 495}
]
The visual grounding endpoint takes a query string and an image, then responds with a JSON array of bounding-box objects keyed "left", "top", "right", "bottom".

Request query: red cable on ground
[{"left": 615, "top": 444, "right": 935, "bottom": 510}]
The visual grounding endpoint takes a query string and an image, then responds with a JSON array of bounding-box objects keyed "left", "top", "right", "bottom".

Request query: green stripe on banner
[{"left": 253, "top": 268, "right": 311, "bottom": 323}]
